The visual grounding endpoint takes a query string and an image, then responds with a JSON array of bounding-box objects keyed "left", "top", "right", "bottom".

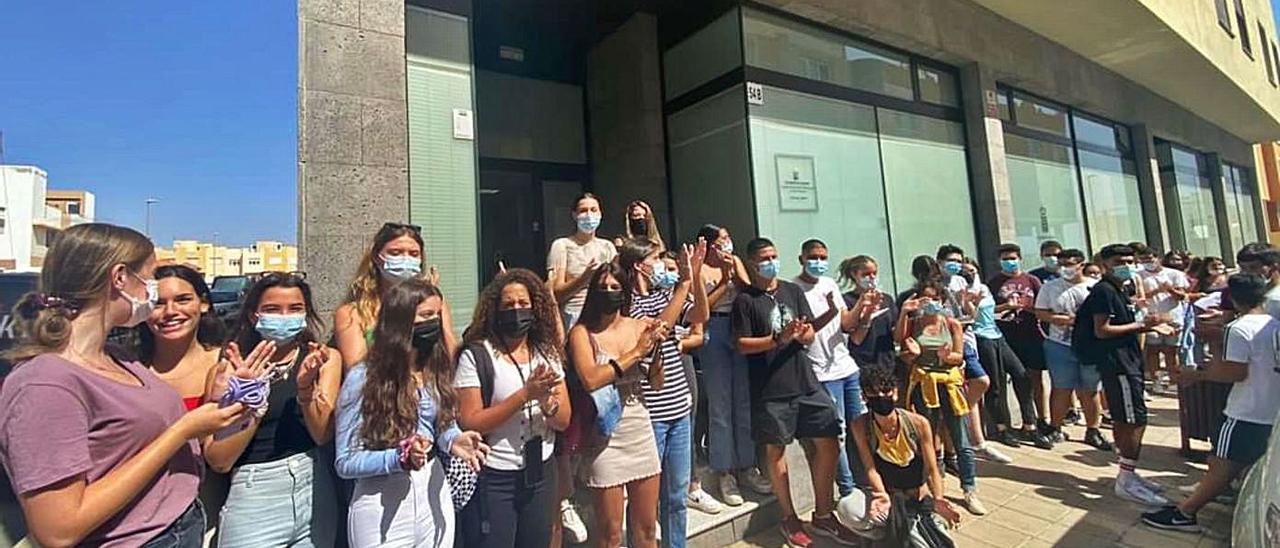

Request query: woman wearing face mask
[
  {"left": 847, "top": 365, "right": 961, "bottom": 545},
  {"left": 692, "top": 224, "right": 768, "bottom": 505},
  {"left": 615, "top": 200, "right": 666, "bottom": 252},
  {"left": 138, "top": 264, "right": 230, "bottom": 540},
  {"left": 549, "top": 193, "right": 618, "bottom": 330},
  {"left": 895, "top": 280, "right": 985, "bottom": 516},
  {"left": 618, "top": 238, "right": 709, "bottom": 548},
  {"left": 662, "top": 251, "right": 718, "bottom": 515},
  {"left": 335, "top": 222, "right": 458, "bottom": 371},
  {"left": 0, "top": 223, "right": 246, "bottom": 547},
  {"left": 336, "top": 278, "right": 489, "bottom": 547},
  {"left": 838, "top": 255, "right": 899, "bottom": 372},
  {"left": 454, "top": 269, "right": 571, "bottom": 547},
  {"left": 567, "top": 264, "right": 668, "bottom": 548},
  {"left": 204, "top": 272, "right": 343, "bottom": 547},
  {"left": 957, "top": 259, "right": 1017, "bottom": 465}
]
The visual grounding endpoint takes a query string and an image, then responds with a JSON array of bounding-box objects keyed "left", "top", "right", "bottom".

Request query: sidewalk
[{"left": 731, "top": 394, "right": 1233, "bottom": 547}]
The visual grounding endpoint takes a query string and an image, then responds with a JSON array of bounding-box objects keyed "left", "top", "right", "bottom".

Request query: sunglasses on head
[
  {"left": 382, "top": 222, "right": 422, "bottom": 235},
  {"left": 258, "top": 270, "right": 308, "bottom": 282}
]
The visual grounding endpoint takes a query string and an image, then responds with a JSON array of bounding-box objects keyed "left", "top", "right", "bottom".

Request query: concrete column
[
  {"left": 298, "top": 0, "right": 411, "bottom": 316},
  {"left": 957, "top": 63, "right": 1014, "bottom": 270},
  {"left": 1131, "top": 124, "right": 1170, "bottom": 252},
  {"left": 585, "top": 13, "right": 671, "bottom": 242}
]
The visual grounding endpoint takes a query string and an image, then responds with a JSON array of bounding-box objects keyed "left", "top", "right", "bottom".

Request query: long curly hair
[
  {"left": 344, "top": 223, "right": 426, "bottom": 330},
  {"left": 463, "top": 268, "right": 564, "bottom": 362},
  {"left": 359, "top": 278, "right": 455, "bottom": 449}
]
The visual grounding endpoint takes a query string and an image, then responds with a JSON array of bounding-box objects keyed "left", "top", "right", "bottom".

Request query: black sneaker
[
  {"left": 1085, "top": 428, "right": 1114, "bottom": 451},
  {"left": 993, "top": 429, "right": 1022, "bottom": 448},
  {"left": 1049, "top": 426, "right": 1067, "bottom": 444},
  {"left": 1065, "top": 408, "right": 1083, "bottom": 425},
  {"left": 1020, "top": 429, "right": 1055, "bottom": 450},
  {"left": 1142, "top": 506, "right": 1200, "bottom": 533},
  {"left": 1102, "top": 413, "right": 1113, "bottom": 425}
]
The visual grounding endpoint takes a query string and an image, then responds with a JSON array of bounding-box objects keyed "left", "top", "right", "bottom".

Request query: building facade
[
  {"left": 0, "top": 165, "right": 96, "bottom": 271},
  {"left": 157, "top": 239, "right": 299, "bottom": 279},
  {"left": 298, "top": 0, "right": 1280, "bottom": 314}
]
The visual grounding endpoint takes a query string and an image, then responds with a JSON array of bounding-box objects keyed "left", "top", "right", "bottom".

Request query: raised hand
[
  {"left": 451, "top": 431, "right": 491, "bottom": 472},
  {"left": 296, "top": 342, "right": 329, "bottom": 399},
  {"left": 903, "top": 336, "right": 921, "bottom": 357},
  {"left": 427, "top": 265, "right": 441, "bottom": 286},
  {"left": 210, "top": 340, "right": 276, "bottom": 400},
  {"left": 525, "top": 363, "right": 558, "bottom": 403}
]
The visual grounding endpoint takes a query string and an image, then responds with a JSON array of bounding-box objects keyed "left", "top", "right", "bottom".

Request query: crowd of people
[{"left": 0, "top": 192, "right": 1275, "bottom": 548}]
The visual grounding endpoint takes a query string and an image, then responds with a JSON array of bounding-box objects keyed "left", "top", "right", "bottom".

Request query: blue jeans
[
  {"left": 652, "top": 416, "right": 692, "bottom": 548},
  {"left": 910, "top": 386, "right": 977, "bottom": 493},
  {"left": 822, "top": 372, "right": 866, "bottom": 497},
  {"left": 218, "top": 449, "right": 338, "bottom": 548},
  {"left": 699, "top": 316, "right": 755, "bottom": 472},
  {"left": 141, "top": 500, "right": 205, "bottom": 548}
]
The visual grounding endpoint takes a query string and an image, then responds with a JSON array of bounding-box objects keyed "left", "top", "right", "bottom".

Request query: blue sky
[{"left": 0, "top": 1, "right": 297, "bottom": 247}]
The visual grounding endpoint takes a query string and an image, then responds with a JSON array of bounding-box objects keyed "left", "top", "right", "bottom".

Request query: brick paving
[{"left": 731, "top": 394, "right": 1235, "bottom": 548}]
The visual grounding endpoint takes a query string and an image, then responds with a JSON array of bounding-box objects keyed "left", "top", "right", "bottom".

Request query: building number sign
[{"left": 746, "top": 82, "right": 764, "bottom": 105}]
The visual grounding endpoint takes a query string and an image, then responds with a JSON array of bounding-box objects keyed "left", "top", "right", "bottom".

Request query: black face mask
[
  {"left": 629, "top": 218, "right": 647, "bottom": 235},
  {"left": 599, "top": 290, "right": 627, "bottom": 313},
  {"left": 497, "top": 307, "right": 535, "bottom": 338},
  {"left": 412, "top": 318, "right": 443, "bottom": 354},
  {"left": 867, "top": 396, "right": 895, "bottom": 417}
]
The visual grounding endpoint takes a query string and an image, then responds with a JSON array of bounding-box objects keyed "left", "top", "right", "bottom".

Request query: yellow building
[
  {"left": 1256, "top": 142, "right": 1280, "bottom": 244},
  {"left": 155, "top": 240, "right": 298, "bottom": 279}
]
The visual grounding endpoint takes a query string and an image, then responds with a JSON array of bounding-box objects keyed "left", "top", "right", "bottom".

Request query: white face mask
[{"left": 121, "top": 273, "right": 159, "bottom": 328}]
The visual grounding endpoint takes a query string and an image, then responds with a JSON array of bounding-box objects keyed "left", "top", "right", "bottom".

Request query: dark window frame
[
  {"left": 1217, "top": 0, "right": 1235, "bottom": 35},
  {"left": 1262, "top": 21, "right": 1275, "bottom": 84},
  {"left": 1236, "top": 0, "right": 1253, "bottom": 58}
]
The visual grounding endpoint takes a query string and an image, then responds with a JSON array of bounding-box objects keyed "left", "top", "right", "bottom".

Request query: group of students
[{"left": 0, "top": 192, "right": 1274, "bottom": 548}]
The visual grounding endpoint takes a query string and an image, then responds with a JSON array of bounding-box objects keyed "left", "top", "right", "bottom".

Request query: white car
[{"left": 1233, "top": 420, "right": 1280, "bottom": 546}]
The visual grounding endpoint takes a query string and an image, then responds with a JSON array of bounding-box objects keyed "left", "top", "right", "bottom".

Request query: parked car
[
  {"left": 1233, "top": 421, "right": 1280, "bottom": 547},
  {"left": 0, "top": 272, "right": 36, "bottom": 546},
  {"left": 210, "top": 274, "right": 257, "bottom": 326}
]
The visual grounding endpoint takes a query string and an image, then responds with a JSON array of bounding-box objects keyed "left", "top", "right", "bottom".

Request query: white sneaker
[
  {"left": 687, "top": 487, "right": 725, "bottom": 514},
  {"left": 719, "top": 473, "right": 745, "bottom": 506},
  {"left": 1135, "top": 473, "right": 1166, "bottom": 493},
  {"left": 978, "top": 442, "right": 1013, "bottom": 464},
  {"left": 1115, "top": 476, "right": 1171, "bottom": 507},
  {"left": 964, "top": 491, "right": 989, "bottom": 515},
  {"left": 561, "top": 499, "right": 589, "bottom": 544},
  {"left": 742, "top": 468, "right": 774, "bottom": 495},
  {"left": 1143, "top": 389, "right": 1154, "bottom": 401}
]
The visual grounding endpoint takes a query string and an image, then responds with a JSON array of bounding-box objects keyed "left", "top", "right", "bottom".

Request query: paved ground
[{"left": 731, "top": 394, "right": 1234, "bottom": 547}]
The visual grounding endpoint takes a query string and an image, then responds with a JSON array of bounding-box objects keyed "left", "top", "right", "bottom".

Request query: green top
[{"left": 913, "top": 321, "right": 952, "bottom": 372}]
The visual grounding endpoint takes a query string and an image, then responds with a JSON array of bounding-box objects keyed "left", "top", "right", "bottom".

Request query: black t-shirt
[
  {"left": 732, "top": 281, "right": 819, "bottom": 401},
  {"left": 843, "top": 290, "right": 899, "bottom": 370},
  {"left": 1072, "top": 276, "right": 1143, "bottom": 375}
]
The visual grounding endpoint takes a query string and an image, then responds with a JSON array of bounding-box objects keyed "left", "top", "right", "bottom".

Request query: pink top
[{"left": 0, "top": 354, "right": 201, "bottom": 547}]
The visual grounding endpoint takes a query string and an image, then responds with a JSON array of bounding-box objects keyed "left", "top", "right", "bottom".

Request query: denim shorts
[
  {"left": 1043, "top": 340, "right": 1100, "bottom": 391},
  {"left": 962, "top": 342, "right": 987, "bottom": 380}
]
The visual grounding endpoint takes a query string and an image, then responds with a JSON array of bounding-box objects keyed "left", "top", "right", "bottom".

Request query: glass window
[
  {"left": 1217, "top": 0, "right": 1234, "bottom": 34},
  {"left": 1079, "top": 151, "right": 1145, "bottom": 249},
  {"left": 1236, "top": 0, "right": 1253, "bottom": 57},
  {"left": 1004, "top": 133, "right": 1088, "bottom": 253},
  {"left": 667, "top": 86, "right": 756, "bottom": 245},
  {"left": 747, "top": 87, "right": 894, "bottom": 284},
  {"left": 1226, "top": 164, "right": 1261, "bottom": 248},
  {"left": 1159, "top": 144, "right": 1223, "bottom": 257},
  {"left": 1012, "top": 92, "right": 1069, "bottom": 137},
  {"left": 917, "top": 65, "right": 959, "bottom": 107},
  {"left": 1071, "top": 114, "right": 1117, "bottom": 150},
  {"left": 743, "top": 9, "right": 912, "bottom": 100},
  {"left": 476, "top": 71, "right": 586, "bottom": 164},
  {"left": 67, "top": 202, "right": 80, "bottom": 215},
  {"left": 1263, "top": 23, "right": 1276, "bottom": 85},
  {"left": 878, "top": 110, "right": 976, "bottom": 292},
  {"left": 996, "top": 89, "right": 1011, "bottom": 122},
  {"left": 663, "top": 8, "right": 744, "bottom": 99}
]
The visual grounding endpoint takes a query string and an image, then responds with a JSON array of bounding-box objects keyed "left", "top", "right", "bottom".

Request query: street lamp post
[
  {"left": 144, "top": 198, "right": 159, "bottom": 238},
  {"left": 212, "top": 232, "right": 219, "bottom": 278}
]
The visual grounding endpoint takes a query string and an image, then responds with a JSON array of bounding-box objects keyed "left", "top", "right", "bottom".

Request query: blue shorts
[
  {"left": 963, "top": 342, "right": 986, "bottom": 380},
  {"left": 1043, "top": 340, "right": 1100, "bottom": 391}
]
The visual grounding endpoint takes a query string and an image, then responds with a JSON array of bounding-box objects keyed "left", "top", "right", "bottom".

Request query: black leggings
[
  {"left": 976, "top": 337, "right": 1037, "bottom": 429},
  {"left": 458, "top": 461, "right": 559, "bottom": 548}
]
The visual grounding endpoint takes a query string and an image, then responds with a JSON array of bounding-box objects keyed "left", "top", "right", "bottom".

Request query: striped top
[{"left": 629, "top": 288, "right": 694, "bottom": 422}]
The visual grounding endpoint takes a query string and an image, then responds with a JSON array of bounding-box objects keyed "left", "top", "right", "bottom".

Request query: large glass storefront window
[
  {"left": 667, "top": 86, "right": 756, "bottom": 244},
  {"left": 1224, "top": 163, "right": 1261, "bottom": 249},
  {"left": 999, "top": 87, "right": 1145, "bottom": 254},
  {"left": 1158, "top": 143, "right": 1223, "bottom": 258}
]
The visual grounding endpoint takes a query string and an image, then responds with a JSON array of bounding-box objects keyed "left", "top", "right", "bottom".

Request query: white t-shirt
[
  {"left": 1034, "top": 276, "right": 1097, "bottom": 346},
  {"left": 1139, "top": 267, "right": 1189, "bottom": 323},
  {"left": 455, "top": 340, "right": 562, "bottom": 471},
  {"left": 793, "top": 276, "right": 859, "bottom": 383},
  {"left": 1222, "top": 313, "right": 1280, "bottom": 425},
  {"left": 1264, "top": 285, "right": 1280, "bottom": 321},
  {"left": 547, "top": 236, "right": 617, "bottom": 316}
]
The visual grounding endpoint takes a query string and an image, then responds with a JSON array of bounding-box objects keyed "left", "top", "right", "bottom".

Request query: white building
[{"left": 0, "top": 165, "right": 96, "bottom": 272}]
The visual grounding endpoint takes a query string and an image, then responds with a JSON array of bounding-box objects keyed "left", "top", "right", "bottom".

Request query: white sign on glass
[
  {"left": 775, "top": 155, "right": 817, "bottom": 212},
  {"left": 452, "top": 108, "right": 474, "bottom": 140}
]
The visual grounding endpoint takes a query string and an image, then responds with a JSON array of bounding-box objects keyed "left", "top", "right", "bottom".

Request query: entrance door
[{"left": 479, "top": 170, "right": 541, "bottom": 283}]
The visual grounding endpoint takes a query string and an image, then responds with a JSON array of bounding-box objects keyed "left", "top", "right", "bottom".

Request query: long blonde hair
[
  {"left": 6, "top": 223, "right": 154, "bottom": 364},
  {"left": 623, "top": 200, "right": 664, "bottom": 250},
  {"left": 344, "top": 223, "right": 426, "bottom": 329}
]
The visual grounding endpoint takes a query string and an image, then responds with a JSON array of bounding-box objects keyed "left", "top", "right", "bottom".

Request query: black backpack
[{"left": 464, "top": 341, "right": 499, "bottom": 408}]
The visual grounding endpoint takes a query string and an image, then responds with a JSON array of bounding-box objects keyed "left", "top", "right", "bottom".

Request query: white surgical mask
[{"left": 122, "top": 273, "right": 159, "bottom": 328}]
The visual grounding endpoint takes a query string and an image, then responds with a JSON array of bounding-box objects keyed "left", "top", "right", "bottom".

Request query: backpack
[{"left": 464, "top": 341, "right": 499, "bottom": 408}]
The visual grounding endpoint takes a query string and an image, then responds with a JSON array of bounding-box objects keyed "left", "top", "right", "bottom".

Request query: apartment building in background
[
  {"left": 156, "top": 239, "right": 298, "bottom": 279},
  {"left": 0, "top": 165, "right": 96, "bottom": 271}
]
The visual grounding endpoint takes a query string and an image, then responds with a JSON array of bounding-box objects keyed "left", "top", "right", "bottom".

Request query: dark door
[{"left": 480, "top": 170, "right": 542, "bottom": 283}]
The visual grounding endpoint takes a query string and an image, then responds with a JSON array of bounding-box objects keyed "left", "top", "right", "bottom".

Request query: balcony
[{"left": 31, "top": 205, "right": 63, "bottom": 230}]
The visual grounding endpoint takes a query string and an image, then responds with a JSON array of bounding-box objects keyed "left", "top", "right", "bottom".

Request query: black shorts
[
  {"left": 752, "top": 390, "right": 841, "bottom": 445},
  {"left": 1214, "top": 416, "right": 1272, "bottom": 466},
  {"left": 1100, "top": 371, "right": 1147, "bottom": 426},
  {"left": 1007, "top": 337, "right": 1047, "bottom": 371}
]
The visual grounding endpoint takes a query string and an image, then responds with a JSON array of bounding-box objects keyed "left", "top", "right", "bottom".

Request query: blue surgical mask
[
  {"left": 858, "top": 275, "right": 878, "bottom": 291},
  {"left": 1113, "top": 264, "right": 1138, "bottom": 280},
  {"left": 1060, "top": 266, "right": 1080, "bottom": 280},
  {"left": 804, "top": 259, "right": 829, "bottom": 278},
  {"left": 255, "top": 313, "right": 307, "bottom": 343},
  {"left": 758, "top": 259, "right": 781, "bottom": 280},
  {"left": 1043, "top": 256, "right": 1059, "bottom": 270},
  {"left": 943, "top": 261, "right": 963, "bottom": 276},
  {"left": 649, "top": 261, "right": 679, "bottom": 289},
  {"left": 381, "top": 254, "right": 421, "bottom": 280},
  {"left": 1000, "top": 259, "right": 1021, "bottom": 274},
  {"left": 576, "top": 213, "right": 601, "bottom": 234},
  {"left": 921, "top": 300, "right": 946, "bottom": 316}
]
